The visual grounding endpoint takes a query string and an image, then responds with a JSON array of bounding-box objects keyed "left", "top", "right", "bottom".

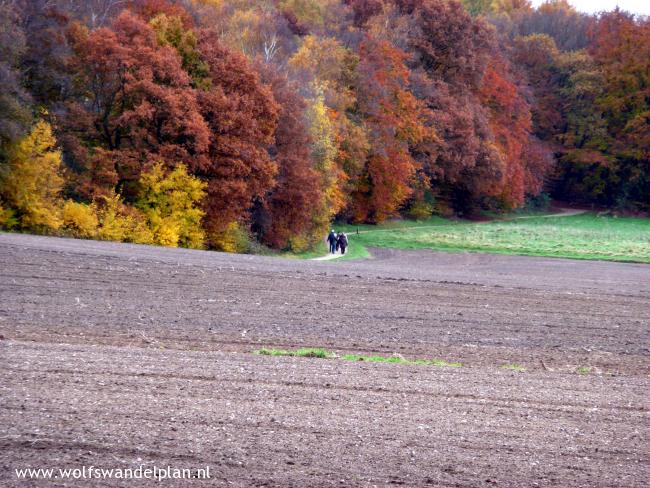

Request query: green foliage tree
[
  {"left": 149, "top": 13, "right": 211, "bottom": 89},
  {"left": 461, "top": 0, "right": 493, "bottom": 17}
]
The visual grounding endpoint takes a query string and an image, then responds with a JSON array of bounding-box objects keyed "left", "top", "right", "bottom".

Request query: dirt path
[
  {"left": 515, "top": 208, "right": 587, "bottom": 219},
  {"left": 312, "top": 251, "right": 344, "bottom": 261},
  {"left": 1, "top": 233, "right": 649, "bottom": 486}
]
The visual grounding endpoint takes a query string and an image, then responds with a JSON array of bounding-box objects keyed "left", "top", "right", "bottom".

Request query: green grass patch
[
  {"left": 256, "top": 348, "right": 461, "bottom": 367},
  {"left": 340, "top": 354, "right": 462, "bottom": 367},
  {"left": 339, "top": 242, "right": 372, "bottom": 261},
  {"left": 500, "top": 363, "right": 527, "bottom": 372},
  {"left": 256, "top": 348, "right": 291, "bottom": 357},
  {"left": 255, "top": 347, "right": 333, "bottom": 358},
  {"left": 335, "top": 213, "right": 650, "bottom": 263},
  {"left": 428, "top": 358, "right": 463, "bottom": 368},
  {"left": 576, "top": 366, "right": 592, "bottom": 375},
  {"left": 295, "top": 348, "right": 332, "bottom": 358}
]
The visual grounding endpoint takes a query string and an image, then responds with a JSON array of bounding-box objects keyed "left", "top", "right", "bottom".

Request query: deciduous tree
[
  {"left": 351, "top": 37, "right": 434, "bottom": 222},
  {"left": 254, "top": 65, "right": 325, "bottom": 250},
  {"left": 0, "top": 120, "right": 64, "bottom": 231}
]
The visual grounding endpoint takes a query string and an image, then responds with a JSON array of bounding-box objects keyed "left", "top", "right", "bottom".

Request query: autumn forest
[{"left": 0, "top": 0, "right": 648, "bottom": 252}]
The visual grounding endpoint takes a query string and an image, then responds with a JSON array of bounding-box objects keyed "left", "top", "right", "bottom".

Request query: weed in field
[
  {"left": 341, "top": 353, "right": 464, "bottom": 367},
  {"left": 576, "top": 366, "right": 592, "bottom": 375},
  {"left": 500, "top": 363, "right": 526, "bottom": 372},
  {"left": 342, "top": 354, "right": 408, "bottom": 364}
]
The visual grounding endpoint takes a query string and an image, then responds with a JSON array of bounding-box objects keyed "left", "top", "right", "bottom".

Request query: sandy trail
[{"left": 312, "top": 251, "right": 344, "bottom": 261}]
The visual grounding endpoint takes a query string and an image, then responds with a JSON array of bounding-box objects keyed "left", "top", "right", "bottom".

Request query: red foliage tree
[
  {"left": 344, "top": 0, "right": 385, "bottom": 27},
  {"left": 394, "top": 0, "right": 499, "bottom": 212},
  {"left": 480, "top": 57, "right": 538, "bottom": 207},
  {"left": 193, "top": 29, "right": 279, "bottom": 235},
  {"left": 253, "top": 64, "right": 324, "bottom": 249},
  {"left": 512, "top": 34, "right": 563, "bottom": 140},
  {"left": 128, "top": 0, "right": 194, "bottom": 24},
  {"left": 397, "top": 0, "right": 493, "bottom": 89},
  {"left": 64, "top": 10, "right": 209, "bottom": 199},
  {"left": 64, "top": 8, "right": 280, "bottom": 237},
  {"left": 392, "top": 0, "right": 551, "bottom": 212}
]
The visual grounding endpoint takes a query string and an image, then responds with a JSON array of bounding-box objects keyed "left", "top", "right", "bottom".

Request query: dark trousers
[
  {"left": 329, "top": 242, "right": 337, "bottom": 253},
  {"left": 340, "top": 245, "right": 346, "bottom": 254}
]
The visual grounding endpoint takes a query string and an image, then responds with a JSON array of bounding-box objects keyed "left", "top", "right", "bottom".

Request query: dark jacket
[
  {"left": 327, "top": 232, "right": 337, "bottom": 244},
  {"left": 338, "top": 233, "right": 348, "bottom": 247}
]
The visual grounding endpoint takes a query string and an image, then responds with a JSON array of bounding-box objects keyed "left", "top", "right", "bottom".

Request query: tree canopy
[{"left": 1, "top": 0, "right": 648, "bottom": 251}]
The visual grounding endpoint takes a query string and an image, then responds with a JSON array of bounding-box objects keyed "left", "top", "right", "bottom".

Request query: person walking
[
  {"left": 337, "top": 232, "right": 348, "bottom": 255},
  {"left": 327, "top": 230, "right": 338, "bottom": 254}
]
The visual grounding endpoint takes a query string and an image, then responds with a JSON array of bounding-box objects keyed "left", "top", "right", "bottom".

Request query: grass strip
[
  {"left": 341, "top": 354, "right": 462, "bottom": 367},
  {"left": 500, "top": 363, "right": 527, "bottom": 372},
  {"left": 256, "top": 347, "right": 333, "bottom": 358},
  {"left": 255, "top": 348, "right": 461, "bottom": 367}
]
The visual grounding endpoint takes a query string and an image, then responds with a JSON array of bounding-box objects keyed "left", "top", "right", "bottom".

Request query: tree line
[{"left": 0, "top": 0, "right": 648, "bottom": 251}]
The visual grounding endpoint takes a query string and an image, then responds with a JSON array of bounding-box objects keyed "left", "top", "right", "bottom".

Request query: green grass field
[{"left": 334, "top": 213, "right": 650, "bottom": 263}]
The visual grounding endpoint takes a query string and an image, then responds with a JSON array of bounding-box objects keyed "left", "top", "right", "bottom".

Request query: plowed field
[{"left": 1, "top": 234, "right": 649, "bottom": 486}]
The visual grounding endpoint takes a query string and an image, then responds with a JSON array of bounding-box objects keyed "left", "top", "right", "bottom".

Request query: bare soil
[{"left": 1, "top": 233, "right": 649, "bottom": 486}]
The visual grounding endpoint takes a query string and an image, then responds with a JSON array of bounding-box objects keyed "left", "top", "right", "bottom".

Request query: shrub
[
  {"left": 0, "top": 201, "right": 17, "bottom": 230},
  {"left": 136, "top": 163, "right": 207, "bottom": 248},
  {"left": 407, "top": 200, "right": 434, "bottom": 221},
  {"left": 96, "top": 192, "right": 154, "bottom": 245},
  {"left": 210, "top": 221, "right": 250, "bottom": 253},
  {"left": 62, "top": 201, "right": 99, "bottom": 238},
  {"left": 522, "top": 192, "right": 552, "bottom": 212},
  {"left": 287, "top": 234, "right": 310, "bottom": 253}
]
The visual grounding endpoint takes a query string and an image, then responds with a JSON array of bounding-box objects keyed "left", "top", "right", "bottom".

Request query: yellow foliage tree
[
  {"left": 0, "top": 120, "right": 64, "bottom": 231},
  {"left": 307, "top": 91, "right": 346, "bottom": 223},
  {"left": 290, "top": 36, "right": 348, "bottom": 85},
  {"left": 136, "top": 163, "right": 207, "bottom": 248},
  {"left": 279, "top": 0, "right": 344, "bottom": 31},
  {"left": 0, "top": 200, "right": 16, "bottom": 229},
  {"left": 289, "top": 35, "right": 357, "bottom": 113},
  {"left": 279, "top": 0, "right": 324, "bottom": 28}
]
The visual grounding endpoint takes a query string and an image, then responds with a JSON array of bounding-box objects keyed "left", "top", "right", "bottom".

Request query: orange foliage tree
[
  {"left": 351, "top": 36, "right": 435, "bottom": 222},
  {"left": 479, "top": 56, "right": 551, "bottom": 208}
]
